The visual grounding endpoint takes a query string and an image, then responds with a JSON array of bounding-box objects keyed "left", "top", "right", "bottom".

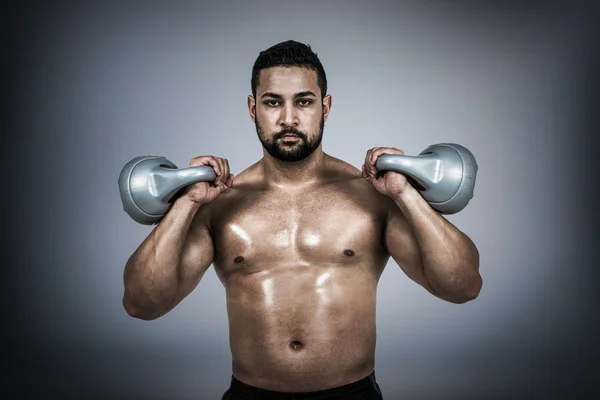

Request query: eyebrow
[{"left": 261, "top": 91, "right": 317, "bottom": 99}]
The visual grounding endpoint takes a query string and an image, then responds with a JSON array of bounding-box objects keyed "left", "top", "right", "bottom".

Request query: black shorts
[{"left": 221, "top": 371, "right": 384, "bottom": 399}]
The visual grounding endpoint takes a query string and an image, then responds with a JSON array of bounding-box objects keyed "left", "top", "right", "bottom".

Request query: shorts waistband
[{"left": 227, "top": 371, "right": 379, "bottom": 399}]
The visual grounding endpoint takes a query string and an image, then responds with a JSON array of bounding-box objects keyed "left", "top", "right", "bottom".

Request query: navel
[
  {"left": 343, "top": 249, "right": 355, "bottom": 257},
  {"left": 234, "top": 256, "right": 245, "bottom": 263},
  {"left": 289, "top": 340, "right": 304, "bottom": 351}
]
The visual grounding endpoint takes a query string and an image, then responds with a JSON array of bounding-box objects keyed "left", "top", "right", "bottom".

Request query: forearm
[
  {"left": 123, "top": 197, "right": 203, "bottom": 318},
  {"left": 392, "top": 187, "right": 481, "bottom": 302}
]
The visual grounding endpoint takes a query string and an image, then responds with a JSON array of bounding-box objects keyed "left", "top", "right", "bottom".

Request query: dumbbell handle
[
  {"left": 148, "top": 165, "right": 217, "bottom": 203},
  {"left": 376, "top": 154, "right": 441, "bottom": 190},
  {"left": 155, "top": 157, "right": 438, "bottom": 204}
]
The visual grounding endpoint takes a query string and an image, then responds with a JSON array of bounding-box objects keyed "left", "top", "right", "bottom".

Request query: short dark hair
[{"left": 251, "top": 40, "right": 327, "bottom": 99}]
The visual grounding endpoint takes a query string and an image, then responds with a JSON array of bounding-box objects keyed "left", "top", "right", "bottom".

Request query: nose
[{"left": 279, "top": 103, "right": 298, "bottom": 127}]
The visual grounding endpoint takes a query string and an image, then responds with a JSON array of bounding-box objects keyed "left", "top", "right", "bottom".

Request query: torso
[{"left": 204, "top": 154, "right": 392, "bottom": 392}]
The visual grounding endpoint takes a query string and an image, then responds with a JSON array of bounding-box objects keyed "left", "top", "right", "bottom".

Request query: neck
[{"left": 260, "top": 146, "right": 326, "bottom": 188}]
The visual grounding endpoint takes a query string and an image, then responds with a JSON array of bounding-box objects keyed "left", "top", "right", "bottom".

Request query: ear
[
  {"left": 248, "top": 95, "right": 256, "bottom": 123},
  {"left": 322, "top": 94, "right": 332, "bottom": 122}
]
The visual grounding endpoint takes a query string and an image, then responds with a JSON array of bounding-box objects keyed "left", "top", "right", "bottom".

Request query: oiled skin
[{"left": 201, "top": 154, "right": 393, "bottom": 392}]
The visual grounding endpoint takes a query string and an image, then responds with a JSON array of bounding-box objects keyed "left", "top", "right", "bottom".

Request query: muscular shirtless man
[{"left": 122, "top": 40, "right": 482, "bottom": 399}]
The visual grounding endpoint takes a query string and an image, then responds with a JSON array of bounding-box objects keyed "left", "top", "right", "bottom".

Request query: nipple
[{"left": 290, "top": 340, "right": 304, "bottom": 351}]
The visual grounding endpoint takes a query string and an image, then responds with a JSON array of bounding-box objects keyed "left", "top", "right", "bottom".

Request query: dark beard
[{"left": 255, "top": 115, "right": 324, "bottom": 162}]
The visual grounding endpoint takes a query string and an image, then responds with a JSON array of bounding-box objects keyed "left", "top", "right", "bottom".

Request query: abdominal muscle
[{"left": 224, "top": 262, "right": 378, "bottom": 392}]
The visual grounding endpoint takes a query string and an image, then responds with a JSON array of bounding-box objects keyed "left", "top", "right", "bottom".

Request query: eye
[
  {"left": 264, "top": 100, "right": 280, "bottom": 107},
  {"left": 297, "top": 99, "right": 313, "bottom": 107}
]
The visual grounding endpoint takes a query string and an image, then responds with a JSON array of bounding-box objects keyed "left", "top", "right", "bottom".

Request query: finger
[
  {"left": 362, "top": 164, "right": 373, "bottom": 182},
  {"left": 370, "top": 147, "right": 389, "bottom": 165},
  {"left": 371, "top": 148, "right": 405, "bottom": 176},
  {"left": 194, "top": 156, "right": 221, "bottom": 180},
  {"left": 225, "top": 173, "right": 235, "bottom": 188},
  {"left": 213, "top": 158, "right": 225, "bottom": 184},
  {"left": 190, "top": 155, "right": 212, "bottom": 167},
  {"left": 369, "top": 147, "right": 384, "bottom": 175},
  {"left": 371, "top": 147, "right": 404, "bottom": 164},
  {"left": 222, "top": 158, "right": 231, "bottom": 185},
  {"left": 364, "top": 148, "right": 375, "bottom": 175},
  {"left": 214, "top": 161, "right": 224, "bottom": 184}
]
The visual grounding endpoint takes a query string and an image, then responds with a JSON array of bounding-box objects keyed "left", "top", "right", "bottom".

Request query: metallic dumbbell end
[
  {"left": 118, "top": 156, "right": 175, "bottom": 225},
  {"left": 118, "top": 155, "right": 216, "bottom": 225},
  {"left": 421, "top": 143, "right": 478, "bottom": 215},
  {"left": 376, "top": 143, "right": 478, "bottom": 214}
]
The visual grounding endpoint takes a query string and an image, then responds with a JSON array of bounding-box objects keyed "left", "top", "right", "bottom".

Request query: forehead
[{"left": 257, "top": 66, "right": 319, "bottom": 96}]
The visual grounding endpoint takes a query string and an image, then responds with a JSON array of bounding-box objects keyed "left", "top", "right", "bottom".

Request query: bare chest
[{"left": 209, "top": 187, "right": 387, "bottom": 273}]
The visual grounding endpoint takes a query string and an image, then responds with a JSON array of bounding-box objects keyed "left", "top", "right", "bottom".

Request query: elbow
[
  {"left": 453, "top": 273, "right": 483, "bottom": 304},
  {"left": 448, "top": 273, "right": 483, "bottom": 304},
  {"left": 122, "top": 295, "right": 162, "bottom": 321}
]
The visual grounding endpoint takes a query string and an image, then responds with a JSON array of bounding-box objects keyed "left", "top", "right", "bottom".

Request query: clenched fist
[
  {"left": 362, "top": 147, "right": 411, "bottom": 198},
  {"left": 183, "top": 155, "right": 235, "bottom": 204}
]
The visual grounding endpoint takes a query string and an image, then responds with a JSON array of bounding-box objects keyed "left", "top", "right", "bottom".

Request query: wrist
[
  {"left": 391, "top": 185, "right": 421, "bottom": 206},
  {"left": 173, "top": 196, "right": 205, "bottom": 213}
]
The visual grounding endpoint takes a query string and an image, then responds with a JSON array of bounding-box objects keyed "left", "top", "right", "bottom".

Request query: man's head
[{"left": 248, "top": 40, "right": 332, "bottom": 162}]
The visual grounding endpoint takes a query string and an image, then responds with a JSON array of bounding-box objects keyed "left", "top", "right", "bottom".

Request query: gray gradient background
[{"left": 6, "top": 1, "right": 599, "bottom": 399}]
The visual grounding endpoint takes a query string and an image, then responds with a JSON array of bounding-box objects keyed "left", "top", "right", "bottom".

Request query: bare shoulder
[
  {"left": 196, "top": 161, "right": 264, "bottom": 227},
  {"left": 324, "top": 154, "right": 392, "bottom": 211}
]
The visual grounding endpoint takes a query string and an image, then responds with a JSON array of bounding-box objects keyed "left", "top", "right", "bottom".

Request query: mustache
[{"left": 274, "top": 127, "right": 306, "bottom": 140}]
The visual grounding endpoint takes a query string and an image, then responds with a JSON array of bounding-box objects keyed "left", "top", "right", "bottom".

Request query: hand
[
  {"left": 362, "top": 147, "right": 411, "bottom": 198},
  {"left": 183, "top": 155, "right": 234, "bottom": 204}
]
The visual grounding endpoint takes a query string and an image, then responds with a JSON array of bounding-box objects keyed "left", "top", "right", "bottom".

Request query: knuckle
[{"left": 190, "top": 155, "right": 211, "bottom": 165}]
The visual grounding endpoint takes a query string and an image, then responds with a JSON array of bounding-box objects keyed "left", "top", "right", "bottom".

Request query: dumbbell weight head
[
  {"left": 376, "top": 143, "right": 478, "bottom": 214},
  {"left": 118, "top": 155, "right": 216, "bottom": 225}
]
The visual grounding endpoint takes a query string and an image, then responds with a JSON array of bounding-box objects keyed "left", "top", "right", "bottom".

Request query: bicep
[{"left": 383, "top": 201, "right": 437, "bottom": 296}]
